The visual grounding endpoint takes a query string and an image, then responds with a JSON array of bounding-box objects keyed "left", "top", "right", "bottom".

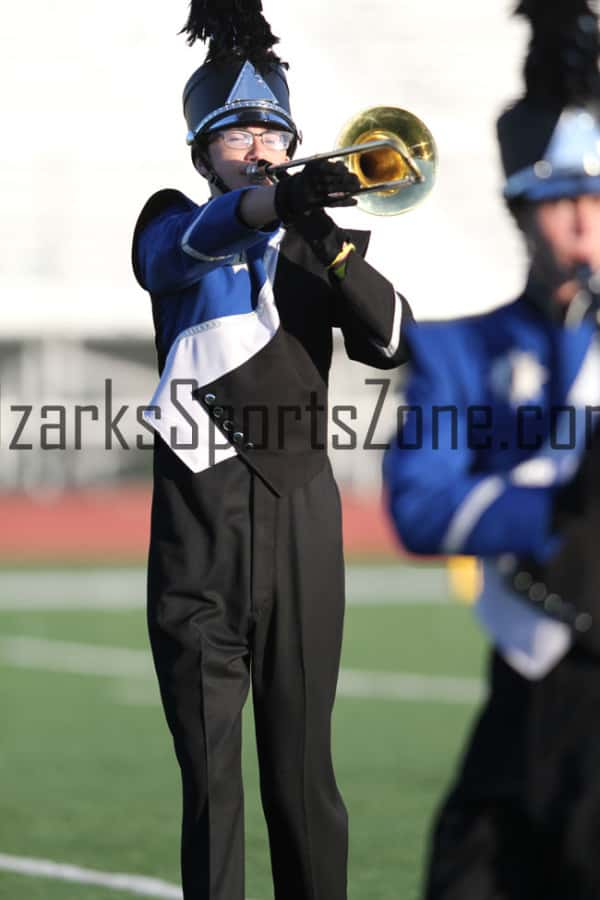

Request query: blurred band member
[
  {"left": 131, "top": 2, "right": 413, "bottom": 898},
  {"left": 384, "top": 1, "right": 600, "bottom": 897}
]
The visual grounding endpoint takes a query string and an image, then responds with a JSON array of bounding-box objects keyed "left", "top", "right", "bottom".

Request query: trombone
[{"left": 245, "top": 106, "right": 438, "bottom": 216}]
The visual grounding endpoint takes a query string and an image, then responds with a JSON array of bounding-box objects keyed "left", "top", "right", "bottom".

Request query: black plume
[
  {"left": 516, "top": 0, "right": 600, "bottom": 105},
  {"left": 181, "top": 0, "right": 286, "bottom": 71}
]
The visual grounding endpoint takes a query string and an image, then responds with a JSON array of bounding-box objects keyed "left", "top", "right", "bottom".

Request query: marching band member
[
  {"left": 384, "top": 1, "right": 600, "bottom": 897},
  {"left": 131, "top": 2, "right": 412, "bottom": 898}
]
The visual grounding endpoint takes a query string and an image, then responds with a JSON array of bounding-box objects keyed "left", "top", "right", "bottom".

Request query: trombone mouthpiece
[{"left": 244, "top": 161, "right": 272, "bottom": 182}]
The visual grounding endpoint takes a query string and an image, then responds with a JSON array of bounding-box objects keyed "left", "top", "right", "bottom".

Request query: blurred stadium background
[{"left": 1, "top": 1, "right": 520, "bottom": 897}]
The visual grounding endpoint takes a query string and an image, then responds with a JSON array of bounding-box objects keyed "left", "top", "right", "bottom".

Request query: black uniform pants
[
  {"left": 147, "top": 439, "right": 348, "bottom": 900},
  {"left": 423, "top": 647, "right": 600, "bottom": 900}
]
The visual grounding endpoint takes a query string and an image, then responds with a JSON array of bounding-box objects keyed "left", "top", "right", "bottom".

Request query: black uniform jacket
[{"left": 133, "top": 188, "right": 413, "bottom": 496}]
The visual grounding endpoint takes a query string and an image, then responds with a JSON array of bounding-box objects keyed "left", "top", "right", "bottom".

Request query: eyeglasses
[{"left": 213, "top": 129, "right": 294, "bottom": 151}]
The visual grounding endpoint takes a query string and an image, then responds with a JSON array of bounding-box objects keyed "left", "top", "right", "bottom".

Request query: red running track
[{"left": 0, "top": 485, "right": 401, "bottom": 563}]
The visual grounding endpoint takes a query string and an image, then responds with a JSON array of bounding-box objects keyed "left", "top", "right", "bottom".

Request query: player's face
[
  {"left": 206, "top": 125, "right": 291, "bottom": 191},
  {"left": 528, "top": 194, "right": 600, "bottom": 304}
]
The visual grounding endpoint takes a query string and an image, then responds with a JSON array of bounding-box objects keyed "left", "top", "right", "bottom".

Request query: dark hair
[{"left": 191, "top": 136, "right": 211, "bottom": 175}]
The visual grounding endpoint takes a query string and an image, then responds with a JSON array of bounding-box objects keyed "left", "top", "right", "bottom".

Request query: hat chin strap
[
  {"left": 196, "top": 147, "right": 232, "bottom": 196},
  {"left": 208, "top": 169, "right": 232, "bottom": 195}
]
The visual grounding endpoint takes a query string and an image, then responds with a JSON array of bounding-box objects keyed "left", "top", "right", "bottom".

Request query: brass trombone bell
[
  {"left": 337, "top": 106, "right": 437, "bottom": 216},
  {"left": 244, "top": 105, "right": 437, "bottom": 217}
]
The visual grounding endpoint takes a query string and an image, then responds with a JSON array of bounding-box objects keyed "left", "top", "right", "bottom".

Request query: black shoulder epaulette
[{"left": 131, "top": 189, "right": 196, "bottom": 287}]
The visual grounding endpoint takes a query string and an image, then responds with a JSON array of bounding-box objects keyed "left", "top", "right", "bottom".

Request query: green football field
[{"left": 0, "top": 565, "right": 488, "bottom": 900}]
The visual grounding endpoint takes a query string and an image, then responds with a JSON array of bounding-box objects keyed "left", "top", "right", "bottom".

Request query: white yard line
[
  {"left": 338, "top": 669, "right": 484, "bottom": 704},
  {"left": 0, "top": 565, "right": 450, "bottom": 610},
  {"left": 0, "top": 569, "right": 145, "bottom": 611},
  {"left": 0, "top": 637, "right": 483, "bottom": 705},
  {"left": 346, "top": 565, "right": 450, "bottom": 606},
  {"left": 0, "top": 853, "right": 183, "bottom": 899},
  {"left": 0, "top": 637, "right": 152, "bottom": 678}
]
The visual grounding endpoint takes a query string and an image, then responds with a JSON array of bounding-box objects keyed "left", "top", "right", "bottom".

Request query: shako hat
[
  {"left": 181, "top": 1, "right": 300, "bottom": 154},
  {"left": 498, "top": 0, "right": 600, "bottom": 204}
]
